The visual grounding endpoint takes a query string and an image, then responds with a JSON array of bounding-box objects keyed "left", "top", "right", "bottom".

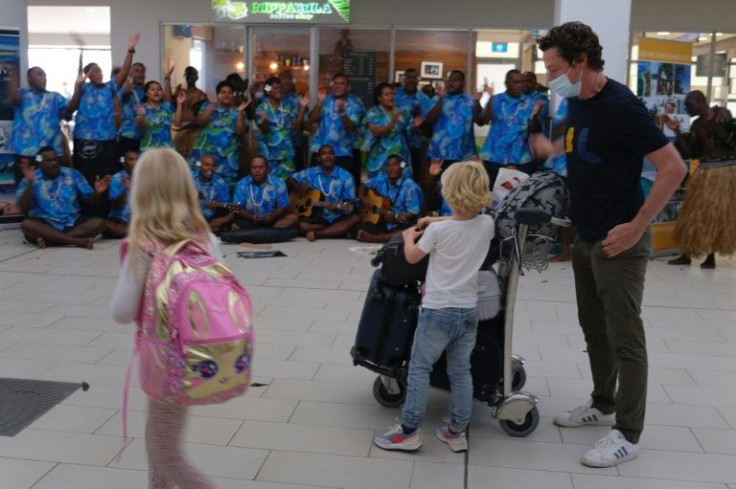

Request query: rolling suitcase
[
  {"left": 370, "top": 234, "right": 429, "bottom": 286},
  {"left": 351, "top": 269, "right": 421, "bottom": 374}
]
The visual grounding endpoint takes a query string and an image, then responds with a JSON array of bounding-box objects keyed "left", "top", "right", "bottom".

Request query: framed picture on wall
[
  {"left": 420, "top": 61, "right": 443, "bottom": 79},
  {"left": 394, "top": 70, "right": 405, "bottom": 84}
]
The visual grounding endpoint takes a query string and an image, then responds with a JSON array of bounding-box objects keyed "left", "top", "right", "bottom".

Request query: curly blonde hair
[
  {"left": 127, "top": 148, "right": 209, "bottom": 261},
  {"left": 440, "top": 161, "right": 491, "bottom": 217}
]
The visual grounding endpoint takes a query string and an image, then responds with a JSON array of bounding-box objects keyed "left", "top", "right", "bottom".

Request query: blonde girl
[{"left": 110, "top": 147, "right": 220, "bottom": 489}]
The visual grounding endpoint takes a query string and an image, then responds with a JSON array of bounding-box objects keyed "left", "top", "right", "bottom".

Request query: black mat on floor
[{"left": 0, "top": 378, "right": 81, "bottom": 437}]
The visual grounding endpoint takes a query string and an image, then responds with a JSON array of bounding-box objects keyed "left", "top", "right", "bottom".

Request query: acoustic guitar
[
  {"left": 360, "top": 188, "right": 392, "bottom": 224},
  {"left": 199, "top": 199, "right": 245, "bottom": 213},
  {"left": 289, "top": 189, "right": 354, "bottom": 218}
]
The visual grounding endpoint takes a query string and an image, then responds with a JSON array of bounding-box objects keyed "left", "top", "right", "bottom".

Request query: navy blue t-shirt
[{"left": 565, "top": 79, "right": 669, "bottom": 242}]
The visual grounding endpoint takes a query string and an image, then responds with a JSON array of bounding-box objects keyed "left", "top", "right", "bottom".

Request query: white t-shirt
[{"left": 417, "top": 214, "right": 495, "bottom": 309}]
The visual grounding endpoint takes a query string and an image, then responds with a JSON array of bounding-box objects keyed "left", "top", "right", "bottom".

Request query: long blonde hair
[
  {"left": 441, "top": 160, "right": 491, "bottom": 217},
  {"left": 127, "top": 148, "right": 209, "bottom": 260}
]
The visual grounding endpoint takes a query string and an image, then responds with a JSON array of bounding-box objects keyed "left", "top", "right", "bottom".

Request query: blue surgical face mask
[{"left": 549, "top": 63, "right": 582, "bottom": 98}]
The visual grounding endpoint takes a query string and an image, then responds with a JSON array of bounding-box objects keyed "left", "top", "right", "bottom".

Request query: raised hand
[
  {"left": 531, "top": 100, "right": 544, "bottom": 118},
  {"left": 20, "top": 160, "right": 35, "bottom": 183},
  {"left": 166, "top": 64, "right": 175, "bottom": 80},
  {"left": 135, "top": 105, "right": 146, "bottom": 117},
  {"left": 176, "top": 90, "right": 187, "bottom": 105},
  {"left": 412, "top": 115, "right": 424, "bottom": 129},
  {"left": 75, "top": 71, "right": 87, "bottom": 86},
  {"left": 316, "top": 86, "right": 328, "bottom": 102},
  {"left": 128, "top": 33, "right": 140, "bottom": 51},
  {"left": 335, "top": 98, "right": 346, "bottom": 114},
  {"left": 94, "top": 174, "right": 112, "bottom": 194},
  {"left": 429, "top": 158, "right": 443, "bottom": 176},
  {"left": 237, "top": 99, "right": 251, "bottom": 112},
  {"left": 299, "top": 92, "right": 311, "bottom": 107}
]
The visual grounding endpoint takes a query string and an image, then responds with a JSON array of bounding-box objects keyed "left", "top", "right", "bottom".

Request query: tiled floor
[{"left": 0, "top": 229, "right": 735, "bottom": 488}]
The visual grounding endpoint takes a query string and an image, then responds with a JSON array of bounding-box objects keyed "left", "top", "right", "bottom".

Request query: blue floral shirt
[
  {"left": 255, "top": 100, "right": 298, "bottom": 178},
  {"left": 9, "top": 88, "right": 68, "bottom": 157},
  {"left": 282, "top": 92, "right": 303, "bottom": 148},
  {"left": 364, "top": 173, "right": 422, "bottom": 230},
  {"left": 310, "top": 95, "right": 364, "bottom": 157},
  {"left": 394, "top": 87, "right": 433, "bottom": 149},
  {"left": 232, "top": 175, "right": 289, "bottom": 221},
  {"left": 542, "top": 98, "right": 568, "bottom": 177},
  {"left": 480, "top": 93, "right": 536, "bottom": 165},
  {"left": 16, "top": 167, "right": 93, "bottom": 230},
  {"left": 362, "top": 105, "right": 413, "bottom": 179},
  {"left": 427, "top": 93, "right": 477, "bottom": 161},
  {"left": 188, "top": 103, "right": 242, "bottom": 183},
  {"left": 117, "top": 85, "right": 145, "bottom": 140},
  {"left": 291, "top": 165, "right": 356, "bottom": 223},
  {"left": 74, "top": 79, "right": 118, "bottom": 141},
  {"left": 194, "top": 170, "right": 231, "bottom": 221},
  {"left": 108, "top": 169, "right": 132, "bottom": 223},
  {"left": 141, "top": 102, "right": 174, "bottom": 150},
  {"left": 529, "top": 90, "right": 550, "bottom": 133}
]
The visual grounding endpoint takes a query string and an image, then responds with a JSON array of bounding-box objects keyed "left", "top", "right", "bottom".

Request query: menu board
[{"left": 341, "top": 52, "right": 376, "bottom": 109}]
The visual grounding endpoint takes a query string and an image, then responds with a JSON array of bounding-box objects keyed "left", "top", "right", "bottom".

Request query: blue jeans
[{"left": 401, "top": 307, "right": 478, "bottom": 431}]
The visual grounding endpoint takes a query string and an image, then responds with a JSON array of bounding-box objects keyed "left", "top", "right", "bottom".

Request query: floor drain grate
[{"left": 0, "top": 378, "right": 81, "bottom": 437}]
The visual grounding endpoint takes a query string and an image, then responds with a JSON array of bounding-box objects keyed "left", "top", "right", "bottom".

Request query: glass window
[
  {"left": 318, "top": 27, "right": 390, "bottom": 108},
  {"left": 252, "top": 27, "right": 311, "bottom": 94},
  {"left": 162, "top": 24, "right": 245, "bottom": 94}
]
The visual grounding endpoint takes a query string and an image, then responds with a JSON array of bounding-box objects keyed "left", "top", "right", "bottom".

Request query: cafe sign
[{"left": 212, "top": 0, "right": 350, "bottom": 22}]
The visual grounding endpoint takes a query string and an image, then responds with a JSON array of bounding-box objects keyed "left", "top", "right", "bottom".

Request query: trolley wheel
[
  {"left": 499, "top": 406, "right": 540, "bottom": 437},
  {"left": 373, "top": 376, "right": 405, "bottom": 408},
  {"left": 512, "top": 366, "right": 527, "bottom": 391}
]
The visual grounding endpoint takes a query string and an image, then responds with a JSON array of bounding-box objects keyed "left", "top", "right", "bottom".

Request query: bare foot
[
  {"left": 75, "top": 238, "right": 94, "bottom": 249},
  {"left": 306, "top": 231, "right": 316, "bottom": 242},
  {"left": 35, "top": 237, "right": 46, "bottom": 249},
  {"left": 550, "top": 251, "right": 571, "bottom": 262},
  {"left": 356, "top": 229, "right": 379, "bottom": 243}
]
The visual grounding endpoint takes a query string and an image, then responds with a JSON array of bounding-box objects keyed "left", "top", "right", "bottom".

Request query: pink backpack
[{"left": 126, "top": 239, "right": 254, "bottom": 406}]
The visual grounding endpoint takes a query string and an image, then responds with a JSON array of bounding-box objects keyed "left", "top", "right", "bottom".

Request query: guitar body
[
  {"left": 360, "top": 189, "right": 391, "bottom": 224},
  {"left": 290, "top": 189, "right": 324, "bottom": 218}
]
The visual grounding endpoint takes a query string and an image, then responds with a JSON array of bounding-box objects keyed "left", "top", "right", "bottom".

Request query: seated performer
[
  {"left": 353, "top": 154, "right": 422, "bottom": 243},
  {"left": 104, "top": 149, "right": 138, "bottom": 238},
  {"left": 287, "top": 144, "right": 360, "bottom": 241},
  {"left": 193, "top": 154, "right": 233, "bottom": 234},
  {"left": 231, "top": 155, "right": 298, "bottom": 229},
  {"left": 16, "top": 146, "right": 108, "bottom": 249}
]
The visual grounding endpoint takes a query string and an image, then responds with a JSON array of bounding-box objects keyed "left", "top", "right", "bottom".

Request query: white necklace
[
  {"left": 249, "top": 180, "right": 266, "bottom": 208},
  {"left": 42, "top": 176, "right": 63, "bottom": 201},
  {"left": 501, "top": 96, "right": 522, "bottom": 120},
  {"left": 268, "top": 101, "right": 285, "bottom": 128},
  {"left": 317, "top": 175, "right": 334, "bottom": 197}
]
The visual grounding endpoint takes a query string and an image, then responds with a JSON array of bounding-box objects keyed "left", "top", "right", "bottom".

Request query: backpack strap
[{"left": 116, "top": 334, "right": 140, "bottom": 463}]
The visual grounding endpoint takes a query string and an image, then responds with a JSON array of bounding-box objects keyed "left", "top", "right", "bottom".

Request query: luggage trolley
[{"left": 351, "top": 208, "right": 571, "bottom": 438}]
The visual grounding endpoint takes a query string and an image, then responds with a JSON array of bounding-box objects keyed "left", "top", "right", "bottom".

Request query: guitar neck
[{"left": 200, "top": 199, "right": 242, "bottom": 212}]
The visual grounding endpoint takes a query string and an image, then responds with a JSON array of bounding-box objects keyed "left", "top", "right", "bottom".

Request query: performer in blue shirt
[
  {"left": 478, "top": 69, "right": 541, "bottom": 183},
  {"left": 394, "top": 68, "right": 434, "bottom": 181},
  {"left": 193, "top": 154, "right": 234, "bottom": 233},
  {"left": 117, "top": 62, "right": 146, "bottom": 154},
  {"left": 308, "top": 74, "right": 365, "bottom": 186},
  {"left": 230, "top": 155, "right": 297, "bottom": 230},
  {"left": 4, "top": 64, "right": 69, "bottom": 184},
  {"left": 288, "top": 144, "right": 360, "bottom": 242},
  {"left": 16, "top": 147, "right": 108, "bottom": 249},
  {"left": 353, "top": 154, "right": 423, "bottom": 243},
  {"left": 135, "top": 82, "right": 184, "bottom": 150},
  {"left": 105, "top": 149, "right": 138, "bottom": 238}
]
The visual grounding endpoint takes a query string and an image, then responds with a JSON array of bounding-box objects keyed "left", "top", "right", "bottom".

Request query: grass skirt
[{"left": 674, "top": 163, "right": 736, "bottom": 257}]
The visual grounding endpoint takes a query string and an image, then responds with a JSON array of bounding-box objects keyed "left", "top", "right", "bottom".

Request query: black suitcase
[
  {"left": 351, "top": 269, "right": 421, "bottom": 374},
  {"left": 429, "top": 316, "right": 504, "bottom": 402},
  {"left": 370, "top": 234, "right": 429, "bottom": 286}
]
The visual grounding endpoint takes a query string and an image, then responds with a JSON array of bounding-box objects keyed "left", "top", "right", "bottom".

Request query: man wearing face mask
[{"left": 532, "top": 22, "right": 686, "bottom": 468}]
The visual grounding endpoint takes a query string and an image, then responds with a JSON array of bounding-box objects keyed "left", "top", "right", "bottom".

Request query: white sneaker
[
  {"left": 553, "top": 399, "right": 615, "bottom": 427},
  {"left": 581, "top": 429, "right": 639, "bottom": 467}
]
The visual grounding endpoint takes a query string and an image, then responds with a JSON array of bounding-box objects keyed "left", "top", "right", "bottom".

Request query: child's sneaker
[
  {"left": 373, "top": 424, "right": 422, "bottom": 451},
  {"left": 581, "top": 429, "right": 639, "bottom": 467},
  {"left": 554, "top": 399, "right": 615, "bottom": 427},
  {"left": 436, "top": 424, "right": 468, "bottom": 452}
]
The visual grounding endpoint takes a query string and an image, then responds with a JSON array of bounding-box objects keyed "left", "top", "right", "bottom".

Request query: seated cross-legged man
[
  {"left": 104, "top": 149, "right": 138, "bottom": 238},
  {"left": 353, "top": 154, "right": 423, "bottom": 243},
  {"left": 287, "top": 144, "right": 360, "bottom": 242},
  {"left": 16, "top": 146, "right": 108, "bottom": 249},
  {"left": 232, "top": 155, "right": 298, "bottom": 229},
  {"left": 194, "top": 154, "right": 234, "bottom": 234}
]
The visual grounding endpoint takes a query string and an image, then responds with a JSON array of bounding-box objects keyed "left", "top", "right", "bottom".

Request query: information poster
[
  {"left": 0, "top": 29, "right": 20, "bottom": 222},
  {"left": 637, "top": 38, "right": 693, "bottom": 142}
]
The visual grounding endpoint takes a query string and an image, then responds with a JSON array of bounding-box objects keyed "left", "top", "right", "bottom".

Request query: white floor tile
[
  {"left": 409, "top": 462, "right": 465, "bottom": 489},
  {"left": 0, "top": 457, "right": 55, "bottom": 489},
  {"left": 0, "top": 429, "right": 121, "bottom": 465},
  {"left": 467, "top": 465, "right": 573, "bottom": 489},
  {"left": 31, "top": 464, "right": 147, "bottom": 489},
  {"left": 28, "top": 404, "right": 116, "bottom": 434}
]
